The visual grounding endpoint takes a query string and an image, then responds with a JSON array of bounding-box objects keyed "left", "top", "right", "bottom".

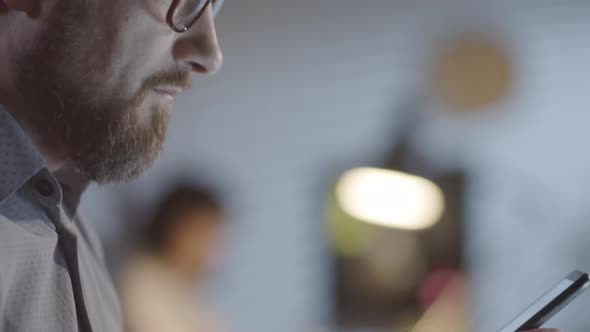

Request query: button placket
[
  {"left": 31, "top": 169, "right": 63, "bottom": 204},
  {"left": 36, "top": 179, "right": 56, "bottom": 198},
  {"left": 29, "top": 169, "right": 64, "bottom": 230}
]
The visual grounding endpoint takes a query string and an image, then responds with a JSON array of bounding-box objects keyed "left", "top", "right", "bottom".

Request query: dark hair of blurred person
[{"left": 143, "top": 185, "right": 223, "bottom": 279}]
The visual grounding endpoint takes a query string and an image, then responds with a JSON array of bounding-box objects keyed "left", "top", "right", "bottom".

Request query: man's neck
[{"left": 0, "top": 98, "right": 65, "bottom": 172}]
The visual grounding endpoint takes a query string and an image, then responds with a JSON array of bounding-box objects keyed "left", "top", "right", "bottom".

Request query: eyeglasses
[{"left": 166, "top": 0, "right": 224, "bottom": 33}]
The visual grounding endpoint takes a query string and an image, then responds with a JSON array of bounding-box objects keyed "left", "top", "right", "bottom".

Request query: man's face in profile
[{"left": 5, "top": 0, "right": 222, "bottom": 183}]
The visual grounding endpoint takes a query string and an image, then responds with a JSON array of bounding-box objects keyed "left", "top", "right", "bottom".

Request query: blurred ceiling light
[
  {"left": 335, "top": 167, "right": 444, "bottom": 231},
  {"left": 433, "top": 37, "right": 513, "bottom": 112}
]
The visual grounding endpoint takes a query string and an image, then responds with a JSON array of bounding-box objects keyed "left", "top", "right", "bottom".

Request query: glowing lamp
[{"left": 335, "top": 167, "right": 444, "bottom": 231}]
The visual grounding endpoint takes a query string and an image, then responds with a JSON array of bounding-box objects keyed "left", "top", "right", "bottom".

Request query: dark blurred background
[{"left": 81, "top": 1, "right": 590, "bottom": 331}]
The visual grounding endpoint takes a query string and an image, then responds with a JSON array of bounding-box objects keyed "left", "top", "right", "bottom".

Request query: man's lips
[{"left": 153, "top": 86, "right": 184, "bottom": 97}]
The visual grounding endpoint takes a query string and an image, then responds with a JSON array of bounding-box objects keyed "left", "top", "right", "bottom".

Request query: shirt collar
[
  {"left": 0, "top": 105, "right": 91, "bottom": 214},
  {"left": 0, "top": 105, "right": 46, "bottom": 205}
]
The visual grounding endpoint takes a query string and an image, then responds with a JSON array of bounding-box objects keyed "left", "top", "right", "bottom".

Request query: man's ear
[{"left": 2, "top": 0, "right": 42, "bottom": 17}]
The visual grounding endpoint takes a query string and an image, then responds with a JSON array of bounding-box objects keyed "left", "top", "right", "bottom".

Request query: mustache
[
  {"left": 142, "top": 69, "right": 193, "bottom": 91},
  {"left": 129, "top": 69, "right": 192, "bottom": 108}
]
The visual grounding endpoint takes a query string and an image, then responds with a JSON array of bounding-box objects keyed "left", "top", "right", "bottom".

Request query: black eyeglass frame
[{"left": 166, "top": 0, "right": 213, "bottom": 33}]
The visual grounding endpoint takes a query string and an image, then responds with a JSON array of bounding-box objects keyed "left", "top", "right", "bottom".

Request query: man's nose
[{"left": 172, "top": 5, "right": 223, "bottom": 75}]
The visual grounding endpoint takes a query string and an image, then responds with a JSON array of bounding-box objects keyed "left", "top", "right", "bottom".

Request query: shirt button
[{"left": 36, "top": 179, "right": 56, "bottom": 197}]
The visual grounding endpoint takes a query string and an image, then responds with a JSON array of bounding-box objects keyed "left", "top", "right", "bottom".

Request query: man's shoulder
[{"left": 0, "top": 212, "right": 80, "bottom": 331}]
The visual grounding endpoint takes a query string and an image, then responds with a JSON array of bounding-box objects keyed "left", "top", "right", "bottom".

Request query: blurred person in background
[
  {"left": 0, "top": 0, "right": 222, "bottom": 330},
  {"left": 120, "top": 184, "right": 227, "bottom": 332}
]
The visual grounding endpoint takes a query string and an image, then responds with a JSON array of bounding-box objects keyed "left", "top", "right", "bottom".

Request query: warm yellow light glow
[{"left": 335, "top": 167, "right": 445, "bottom": 231}]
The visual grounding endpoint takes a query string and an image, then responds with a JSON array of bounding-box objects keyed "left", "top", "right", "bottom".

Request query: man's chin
[
  {"left": 79, "top": 149, "right": 161, "bottom": 184},
  {"left": 76, "top": 110, "right": 170, "bottom": 184}
]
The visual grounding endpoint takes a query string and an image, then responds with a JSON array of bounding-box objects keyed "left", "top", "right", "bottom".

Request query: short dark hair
[{"left": 143, "top": 184, "right": 222, "bottom": 253}]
